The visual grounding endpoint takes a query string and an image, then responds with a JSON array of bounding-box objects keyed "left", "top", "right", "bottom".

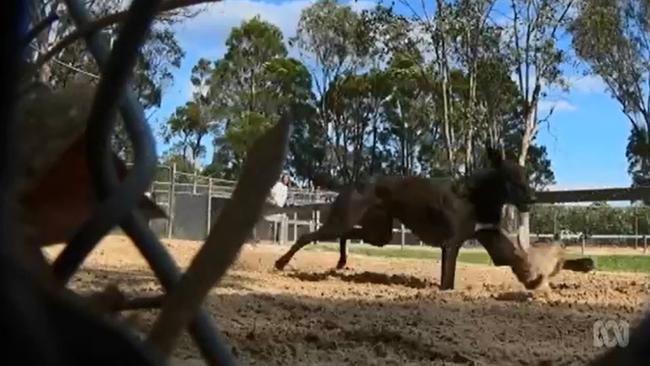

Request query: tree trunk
[
  {"left": 465, "top": 127, "right": 474, "bottom": 176},
  {"left": 436, "top": 0, "right": 455, "bottom": 176},
  {"left": 441, "top": 75, "right": 454, "bottom": 175},
  {"left": 518, "top": 84, "right": 540, "bottom": 167},
  {"left": 502, "top": 205, "right": 519, "bottom": 233},
  {"left": 518, "top": 107, "right": 535, "bottom": 166},
  {"left": 518, "top": 211, "right": 531, "bottom": 252},
  {"left": 516, "top": 98, "right": 538, "bottom": 252}
]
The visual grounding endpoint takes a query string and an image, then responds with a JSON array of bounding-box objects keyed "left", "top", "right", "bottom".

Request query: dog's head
[{"left": 469, "top": 147, "right": 535, "bottom": 216}]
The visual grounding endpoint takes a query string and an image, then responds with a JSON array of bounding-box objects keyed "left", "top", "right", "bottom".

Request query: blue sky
[{"left": 153, "top": 0, "right": 632, "bottom": 191}]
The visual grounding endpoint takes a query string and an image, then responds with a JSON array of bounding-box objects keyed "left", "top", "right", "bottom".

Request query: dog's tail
[
  {"left": 263, "top": 203, "right": 331, "bottom": 215},
  {"left": 562, "top": 257, "right": 595, "bottom": 272},
  {"left": 138, "top": 195, "right": 168, "bottom": 220}
]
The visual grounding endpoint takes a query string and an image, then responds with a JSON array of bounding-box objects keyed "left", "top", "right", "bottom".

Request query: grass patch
[
  {"left": 304, "top": 243, "right": 491, "bottom": 265},
  {"left": 590, "top": 255, "right": 650, "bottom": 273},
  {"left": 303, "top": 243, "right": 650, "bottom": 273}
]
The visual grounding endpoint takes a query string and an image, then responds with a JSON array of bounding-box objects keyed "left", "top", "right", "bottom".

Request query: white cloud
[
  {"left": 177, "top": 0, "right": 309, "bottom": 44},
  {"left": 159, "top": 0, "right": 375, "bottom": 120},
  {"left": 172, "top": 0, "right": 375, "bottom": 54},
  {"left": 567, "top": 75, "right": 607, "bottom": 94},
  {"left": 349, "top": 0, "right": 376, "bottom": 13},
  {"left": 538, "top": 99, "right": 577, "bottom": 113}
]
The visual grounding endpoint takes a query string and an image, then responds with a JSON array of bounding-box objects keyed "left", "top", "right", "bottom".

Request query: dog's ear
[
  {"left": 375, "top": 185, "right": 392, "bottom": 201},
  {"left": 485, "top": 145, "right": 503, "bottom": 168}
]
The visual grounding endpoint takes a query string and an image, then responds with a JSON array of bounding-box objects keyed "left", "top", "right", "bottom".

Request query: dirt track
[{"left": 46, "top": 235, "right": 650, "bottom": 365}]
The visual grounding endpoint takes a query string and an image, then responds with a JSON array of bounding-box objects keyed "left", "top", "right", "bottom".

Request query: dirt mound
[{"left": 287, "top": 270, "right": 434, "bottom": 289}]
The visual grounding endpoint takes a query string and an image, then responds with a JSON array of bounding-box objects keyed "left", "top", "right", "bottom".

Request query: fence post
[
  {"left": 193, "top": 169, "right": 198, "bottom": 195},
  {"left": 315, "top": 210, "right": 321, "bottom": 244},
  {"left": 270, "top": 220, "right": 276, "bottom": 244},
  {"left": 635, "top": 216, "right": 639, "bottom": 250},
  {"left": 206, "top": 178, "right": 212, "bottom": 237},
  {"left": 293, "top": 212, "right": 298, "bottom": 242},
  {"left": 400, "top": 224, "right": 405, "bottom": 250},
  {"left": 167, "top": 163, "right": 176, "bottom": 239},
  {"left": 281, "top": 215, "right": 288, "bottom": 245},
  {"left": 581, "top": 234, "right": 585, "bottom": 255},
  {"left": 643, "top": 215, "right": 648, "bottom": 254}
]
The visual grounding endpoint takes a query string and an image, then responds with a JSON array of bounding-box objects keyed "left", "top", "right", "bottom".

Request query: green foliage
[
  {"left": 499, "top": 0, "right": 573, "bottom": 168},
  {"left": 571, "top": 0, "right": 650, "bottom": 189},
  {"left": 160, "top": 151, "right": 196, "bottom": 184},
  {"left": 530, "top": 204, "right": 650, "bottom": 236},
  {"left": 522, "top": 145, "right": 556, "bottom": 190},
  {"left": 161, "top": 101, "right": 209, "bottom": 165},
  {"left": 160, "top": 57, "right": 213, "bottom": 168},
  {"left": 29, "top": 0, "right": 188, "bottom": 161},
  {"left": 157, "top": 1, "right": 557, "bottom": 188},
  {"left": 627, "top": 127, "right": 650, "bottom": 204},
  {"left": 226, "top": 16, "right": 287, "bottom": 62},
  {"left": 292, "top": 0, "right": 371, "bottom": 82},
  {"left": 224, "top": 112, "right": 273, "bottom": 157},
  {"left": 198, "top": 17, "right": 314, "bottom": 176}
]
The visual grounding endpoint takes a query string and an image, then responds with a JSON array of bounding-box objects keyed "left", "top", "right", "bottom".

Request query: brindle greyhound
[{"left": 274, "top": 148, "right": 536, "bottom": 290}]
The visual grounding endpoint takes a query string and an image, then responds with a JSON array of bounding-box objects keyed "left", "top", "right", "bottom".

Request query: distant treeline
[{"left": 531, "top": 205, "right": 650, "bottom": 235}]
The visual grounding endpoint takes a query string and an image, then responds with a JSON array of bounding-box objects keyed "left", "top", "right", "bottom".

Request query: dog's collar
[
  {"left": 474, "top": 222, "right": 500, "bottom": 231},
  {"left": 473, "top": 223, "right": 510, "bottom": 240}
]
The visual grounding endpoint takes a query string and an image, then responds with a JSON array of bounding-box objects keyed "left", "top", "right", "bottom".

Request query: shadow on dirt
[
  {"left": 67, "top": 266, "right": 644, "bottom": 366},
  {"left": 70, "top": 267, "right": 258, "bottom": 294},
  {"left": 285, "top": 269, "right": 436, "bottom": 289},
  {"left": 196, "top": 290, "right": 625, "bottom": 366}
]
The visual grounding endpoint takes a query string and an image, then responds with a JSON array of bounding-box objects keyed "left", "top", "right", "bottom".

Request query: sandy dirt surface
[{"left": 45, "top": 236, "right": 650, "bottom": 366}]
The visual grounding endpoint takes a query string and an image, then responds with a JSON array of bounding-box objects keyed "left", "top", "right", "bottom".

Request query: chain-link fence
[{"left": 7, "top": 1, "right": 245, "bottom": 365}]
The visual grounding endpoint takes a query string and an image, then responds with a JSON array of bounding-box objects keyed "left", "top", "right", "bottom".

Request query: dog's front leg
[
  {"left": 440, "top": 242, "right": 461, "bottom": 290},
  {"left": 336, "top": 238, "right": 348, "bottom": 269}
]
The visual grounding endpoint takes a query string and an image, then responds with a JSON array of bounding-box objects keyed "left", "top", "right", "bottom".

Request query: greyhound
[{"left": 274, "top": 148, "right": 536, "bottom": 290}]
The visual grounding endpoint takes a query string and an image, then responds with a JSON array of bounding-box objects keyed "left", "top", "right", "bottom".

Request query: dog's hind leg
[
  {"left": 335, "top": 227, "right": 369, "bottom": 269},
  {"left": 275, "top": 187, "right": 375, "bottom": 271},
  {"left": 274, "top": 228, "right": 343, "bottom": 270}
]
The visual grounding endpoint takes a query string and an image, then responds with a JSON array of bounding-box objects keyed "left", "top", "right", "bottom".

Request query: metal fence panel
[{"left": 172, "top": 194, "right": 209, "bottom": 241}]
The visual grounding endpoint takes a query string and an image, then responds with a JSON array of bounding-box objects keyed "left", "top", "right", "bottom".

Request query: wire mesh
[
  {"left": 5, "top": 1, "right": 237, "bottom": 365},
  {"left": 6, "top": 2, "right": 650, "bottom": 364}
]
